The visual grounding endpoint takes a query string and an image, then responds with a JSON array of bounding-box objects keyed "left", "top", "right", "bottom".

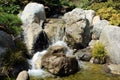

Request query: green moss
[{"left": 29, "top": 62, "right": 120, "bottom": 80}]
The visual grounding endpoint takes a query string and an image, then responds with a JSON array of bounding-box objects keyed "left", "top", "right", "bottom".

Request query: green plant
[
  {"left": 92, "top": 41, "right": 107, "bottom": 58},
  {"left": 0, "top": 0, "right": 21, "bottom": 14},
  {"left": 109, "top": 13, "right": 120, "bottom": 26},
  {"left": 96, "top": 7, "right": 120, "bottom": 26},
  {"left": 87, "top": 0, "right": 120, "bottom": 26},
  {"left": 0, "top": 13, "right": 22, "bottom": 36}
]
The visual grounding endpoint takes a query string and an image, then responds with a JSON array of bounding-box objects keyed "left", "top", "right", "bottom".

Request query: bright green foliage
[
  {"left": 0, "top": 13, "right": 22, "bottom": 36},
  {"left": 109, "top": 13, "right": 120, "bottom": 26},
  {"left": 97, "top": 7, "right": 120, "bottom": 26},
  {"left": 77, "top": 0, "right": 94, "bottom": 9},
  {"left": 92, "top": 41, "right": 107, "bottom": 58},
  {"left": 87, "top": 0, "right": 120, "bottom": 26},
  {"left": 0, "top": 0, "right": 21, "bottom": 14}
]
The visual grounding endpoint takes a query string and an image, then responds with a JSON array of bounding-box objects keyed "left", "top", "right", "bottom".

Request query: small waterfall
[
  {"left": 52, "top": 26, "right": 65, "bottom": 44},
  {"left": 28, "top": 20, "right": 71, "bottom": 77},
  {"left": 28, "top": 50, "right": 51, "bottom": 77},
  {"left": 28, "top": 41, "right": 72, "bottom": 77},
  {"left": 33, "top": 30, "right": 49, "bottom": 53}
]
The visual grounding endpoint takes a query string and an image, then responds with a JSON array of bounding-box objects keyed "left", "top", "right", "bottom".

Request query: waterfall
[
  {"left": 28, "top": 50, "right": 52, "bottom": 77},
  {"left": 51, "top": 25, "right": 65, "bottom": 44},
  {"left": 27, "top": 21, "right": 71, "bottom": 77},
  {"left": 28, "top": 41, "right": 72, "bottom": 77}
]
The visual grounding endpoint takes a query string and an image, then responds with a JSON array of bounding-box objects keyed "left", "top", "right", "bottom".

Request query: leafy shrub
[
  {"left": 0, "top": 0, "right": 21, "bottom": 14},
  {"left": 0, "top": 13, "right": 22, "bottom": 36},
  {"left": 87, "top": 0, "right": 120, "bottom": 26},
  {"left": 109, "top": 13, "right": 120, "bottom": 26},
  {"left": 77, "top": 0, "right": 94, "bottom": 9},
  {"left": 96, "top": 7, "right": 120, "bottom": 26},
  {"left": 92, "top": 41, "right": 107, "bottom": 58}
]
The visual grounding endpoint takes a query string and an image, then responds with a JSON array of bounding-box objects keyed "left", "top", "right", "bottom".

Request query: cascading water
[
  {"left": 27, "top": 24, "right": 72, "bottom": 77},
  {"left": 51, "top": 26, "right": 66, "bottom": 44},
  {"left": 28, "top": 50, "right": 51, "bottom": 77}
]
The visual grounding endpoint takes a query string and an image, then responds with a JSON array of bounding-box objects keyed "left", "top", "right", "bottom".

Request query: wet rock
[
  {"left": 41, "top": 45, "right": 78, "bottom": 76},
  {"left": 75, "top": 47, "right": 92, "bottom": 61},
  {"left": 80, "top": 53, "right": 92, "bottom": 61},
  {"left": 0, "top": 30, "right": 15, "bottom": 55},
  {"left": 16, "top": 70, "right": 29, "bottom": 80},
  {"left": 0, "top": 30, "right": 15, "bottom": 68}
]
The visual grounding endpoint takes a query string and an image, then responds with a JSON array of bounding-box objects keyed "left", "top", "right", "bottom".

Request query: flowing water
[
  {"left": 28, "top": 50, "right": 51, "bottom": 78},
  {"left": 28, "top": 41, "right": 72, "bottom": 78},
  {"left": 27, "top": 19, "right": 120, "bottom": 80},
  {"left": 28, "top": 40, "right": 120, "bottom": 80}
]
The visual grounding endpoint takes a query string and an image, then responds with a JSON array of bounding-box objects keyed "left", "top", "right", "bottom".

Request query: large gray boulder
[
  {"left": 22, "top": 23, "right": 42, "bottom": 53},
  {"left": 100, "top": 25, "right": 120, "bottom": 64},
  {"left": 0, "top": 30, "right": 15, "bottom": 55},
  {"left": 19, "top": 2, "right": 46, "bottom": 26},
  {"left": 63, "top": 8, "right": 86, "bottom": 24},
  {"left": 63, "top": 8, "right": 92, "bottom": 49},
  {"left": 16, "top": 70, "right": 29, "bottom": 80},
  {"left": 92, "top": 20, "right": 109, "bottom": 40},
  {"left": 41, "top": 45, "right": 78, "bottom": 76},
  {"left": 20, "top": 3, "right": 47, "bottom": 53}
]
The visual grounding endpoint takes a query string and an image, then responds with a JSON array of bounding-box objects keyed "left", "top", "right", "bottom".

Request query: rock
[
  {"left": 0, "top": 30, "right": 15, "bottom": 55},
  {"left": 41, "top": 45, "right": 78, "bottom": 76},
  {"left": 100, "top": 25, "right": 120, "bottom": 64},
  {"left": 92, "top": 20, "right": 109, "bottom": 40},
  {"left": 93, "top": 57, "right": 106, "bottom": 64},
  {"left": 65, "top": 20, "right": 86, "bottom": 49},
  {"left": 92, "top": 16, "right": 100, "bottom": 25},
  {"left": 63, "top": 8, "right": 91, "bottom": 49},
  {"left": 19, "top": 2, "right": 46, "bottom": 26},
  {"left": 63, "top": 8, "right": 86, "bottom": 24},
  {"left": 22, "top": 23, "right": 46, "bottom": 53},
  {"left": 85, "top": 10, "right": 95, "bottom": 26},
  {"left": 75, "top": 47, "right": 92, "bottom": 61},
  {"left": 107, "top": 64, "right": 120, "bottom": 75},
  {"left": 16, "top": 70, "right": 29, "bottom": 80},
  {"left": 80, "top": 53, "right": 92, "bottom": 61}
]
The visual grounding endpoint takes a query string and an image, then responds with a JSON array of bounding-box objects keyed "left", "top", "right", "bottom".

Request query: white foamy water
[
  {"left": 52, "top": 41, "right": 73, "bottom": 56},
  {"left": 28, "top": 41, "right": 72, "bottom": 77},
  {"left": 28, "top": 50, "right": 52, "bottom": 77},
  {"left": 28, "top": 50, "right": 47, "bottom": 69}
]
